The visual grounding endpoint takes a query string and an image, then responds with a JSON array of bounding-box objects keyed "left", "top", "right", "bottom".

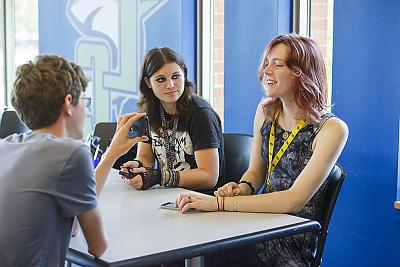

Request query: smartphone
[
  {"left": 128, "top": 115, "right": 149, "bottom": 138},
  {"left": 119, "top": 170, "right": 135, "bottom": 179},
  {"left": 160, "top": 202, "right": 196, "bottom": 212}
]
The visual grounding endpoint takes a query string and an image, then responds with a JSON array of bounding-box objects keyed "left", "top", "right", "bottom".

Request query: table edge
[{"left": 67, "top": 219, "right": 320, "bottom": 267}]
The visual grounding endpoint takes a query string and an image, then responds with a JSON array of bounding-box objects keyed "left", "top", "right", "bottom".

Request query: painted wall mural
[{"left": 39, "top": 0, "right": 196, "bottom": 131}]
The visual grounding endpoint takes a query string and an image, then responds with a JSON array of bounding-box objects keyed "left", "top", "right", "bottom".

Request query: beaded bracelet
[
  {"left": 162, "top": 169, "right": 180, "bottom": 188},
  {"left": 161, "top": 169, "right": 166, "bottom": 186},
  {"left": 166, "top": 169, "right": 174, "bottom": 187}
]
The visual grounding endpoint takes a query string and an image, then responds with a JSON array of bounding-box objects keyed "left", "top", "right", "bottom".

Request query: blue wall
[
  {"left": 325, "top": 1, "right": 400, "bottom": 266},
  {"left": 224, "top": 0, "right": 291, "bottom": 134}
]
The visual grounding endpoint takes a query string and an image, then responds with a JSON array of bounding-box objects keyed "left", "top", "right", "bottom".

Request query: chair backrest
[
  {"left": 93, "top": 122, "right": 117, "bottom": 152},
  {"left": 0, "top": 110, "right": 29, "bottom": 138},
  {"left": 93, "top": 122, "right": 138, "bottom": 169},
  {"left": 223, "top": 133, "right": 253, "bottom": 183},
  {"left": 313, "top": 163, "right": 346, "bottom": 267}
]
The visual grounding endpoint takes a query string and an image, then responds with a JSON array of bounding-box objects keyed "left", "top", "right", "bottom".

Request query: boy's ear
[{"left": 63, "top": 94, "right": 73, "bottom": 116}]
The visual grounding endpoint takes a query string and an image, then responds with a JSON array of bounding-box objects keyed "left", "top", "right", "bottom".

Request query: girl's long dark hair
[{"left": 137, "top": 47, "right": 195, "bottom": 133}]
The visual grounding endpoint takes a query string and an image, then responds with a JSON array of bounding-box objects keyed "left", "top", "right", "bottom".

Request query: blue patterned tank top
[
  {"left": 261, "top": 112, "right": 334, "bottom": 220},
  {"left": 255, "top": 112, "right": 334, "bottom": 266}
]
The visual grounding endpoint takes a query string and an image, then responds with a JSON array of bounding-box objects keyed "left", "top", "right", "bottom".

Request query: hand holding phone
[{"left": 128, "top": 115, "right": 149, "bottom": 138}]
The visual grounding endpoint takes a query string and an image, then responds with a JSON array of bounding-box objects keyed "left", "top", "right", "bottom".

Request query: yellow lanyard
[{"left": 267, "top": 113, "right": 306, "bottom": 186}]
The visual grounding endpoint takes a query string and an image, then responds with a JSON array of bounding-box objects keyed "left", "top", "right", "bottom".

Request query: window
[
  {"left": 14, "top": 0, "right": 38, "bottom": 69},
  {"left": 294, "top": 0, "right": 334, "bottom": 105},
  {"left": 213, "top": 0, "right": 224, "bottom": 127},
  {"left": 0, "top": 0, "right": 5, "bottom": 110},
  {"left": 197, "top": 0, "right": 224, "bottom": 128},
  {"left": 310, "top": 0, "right": 334, "bottom": 105},
  {"left": 1, "top": 0, "right": 39, "bottom": 109}
]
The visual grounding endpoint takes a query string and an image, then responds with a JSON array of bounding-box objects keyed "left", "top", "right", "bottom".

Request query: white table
[{"left": 67, "top": 170, "right": 320, "bottom": 266}]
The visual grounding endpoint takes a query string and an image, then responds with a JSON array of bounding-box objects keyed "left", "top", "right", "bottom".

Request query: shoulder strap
[{"left": 315, "top": 113, "right": 335, "bottom": 135}]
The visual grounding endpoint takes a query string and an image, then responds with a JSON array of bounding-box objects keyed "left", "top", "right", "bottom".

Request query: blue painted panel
[
  {"left": 181, "top": 0, "right": 197, "bottom": 83},
  {"left": 38, "top": 0, "right": 196, "bottom": 129},
  {"left": 224, "top": 0, "right": 291, "bottom": 134},
  {"left": 38, "top": 0, "right": 78, "bottom": 61},
  {"left": 326, "top": 1, "right": 400, "bottom": 266},
  {"left": 144, "top": 0, "right": 196, "bottom": 82}
]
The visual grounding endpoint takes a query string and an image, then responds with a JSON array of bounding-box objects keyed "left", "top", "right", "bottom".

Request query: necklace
[
  {"left": 164, "top": 116, "right": 174, "bottom": 128},
  {"left": 280, "top": 114, "right": 291, "bottom": 140},
  {"left": 160, "top": 105, "right": 178, "bottom": 170},
  {"left": 282, "top": 131, "right": 289, "bottom": 139}
]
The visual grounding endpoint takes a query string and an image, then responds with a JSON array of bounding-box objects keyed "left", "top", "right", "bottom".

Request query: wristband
[
  {"left": 163, "top": 169, "right": 180, "bottom": 188},
  {"left": 133, "top": 159, "right": 144, "bottom": 168},
  {"left": 238, "top": 180, "right": 255, "bottom": 195}
]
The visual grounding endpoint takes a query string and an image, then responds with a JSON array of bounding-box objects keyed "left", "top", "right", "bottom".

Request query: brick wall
[
  {"left": 311, "top": 0, "right": 329, "bottom": 60},
  {"left": 310, "top": 0, "right": 333, "bottom": 103}
]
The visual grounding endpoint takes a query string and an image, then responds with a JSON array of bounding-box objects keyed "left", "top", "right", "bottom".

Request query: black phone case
[
  {"left": 128, "top": 116, "right": 149, "bottom": 138},
  {"left": 119, "top": 170, "right": 135, "bottom": 179}
]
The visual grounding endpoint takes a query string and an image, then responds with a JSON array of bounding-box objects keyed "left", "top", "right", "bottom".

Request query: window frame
[
  {"left": 2, "top": 0, "right": 40, "bottom": 110},
  {"left": 196, "top": 0, "right": 214, "bottom": 104},
  {"left": 0, "top": 0, "right": 8, "bottom": 109},
  {"left": 1, "top": 0, "right": 16, "bottom": 110},
  {"left": 293, "top": 0, "right": 311, "bottom": 36}
]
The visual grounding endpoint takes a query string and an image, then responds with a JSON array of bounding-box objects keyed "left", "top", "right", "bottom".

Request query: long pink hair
[{"left": 258, "top": 34, "right": 328, "bottom": 123}]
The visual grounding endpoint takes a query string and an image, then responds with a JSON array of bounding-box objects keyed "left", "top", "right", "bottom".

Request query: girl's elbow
[
  {"left": 287, "top": 204, "right": 303, "bottom": 214},
  {"left": 88, "top": 240, "right": 108, "bottom": 258},
  {"left": 203, "top": 170, "right": 219, "bottom": 189},
  {"left": 205, "top": 175, "right": 218, "bottom": 189},
  {"left": 286, "top": 197, "right": 307, "bottom": 214},
  {"left": 281, "top": 189, "right": 308, "bottom": 214}
]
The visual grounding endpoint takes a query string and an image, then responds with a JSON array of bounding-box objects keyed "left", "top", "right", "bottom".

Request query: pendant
[{"left": 282, "top": 131, "right": 289, "bottom": 139}]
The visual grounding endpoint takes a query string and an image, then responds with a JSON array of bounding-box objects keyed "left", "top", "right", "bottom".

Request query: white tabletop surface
[{"left": 69, "top": 169, "right": 317, "bottom": 264}]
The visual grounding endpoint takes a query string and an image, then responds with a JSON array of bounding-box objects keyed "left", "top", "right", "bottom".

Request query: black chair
[
  {"left": 93, "top": 122, "right": 138, "bottom": 169},
  {"left": 0, "top": 110, "right": 29, "bottom": 138},
  {"left": 93, "top": 122, "right": 117, "bottom": 153},
  {"left": 223, "top": 133, "right": 253, "bottom": 183},
  {"left": 312, "top": 163, "right": 346, "bottom": 267}
]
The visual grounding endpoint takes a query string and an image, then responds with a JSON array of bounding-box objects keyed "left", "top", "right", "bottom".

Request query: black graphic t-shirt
[{"left": 149, "top": 95, "right": 225, "bottom": 193}]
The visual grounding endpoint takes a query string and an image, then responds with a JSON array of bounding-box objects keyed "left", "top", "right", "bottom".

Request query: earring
[{"left": 293, "top": 68, "right": 302, "bottom": 77}]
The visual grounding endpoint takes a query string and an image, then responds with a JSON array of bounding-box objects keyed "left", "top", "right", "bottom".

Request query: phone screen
[
  {"left": 160, "top": 202, "right": 196, "bottom": 212},
  {"left": 160, "top": 202, "right": 180, "bottom": 210},
  {"left": 128, "top": 116, "right": 149, "bottom": 138}
]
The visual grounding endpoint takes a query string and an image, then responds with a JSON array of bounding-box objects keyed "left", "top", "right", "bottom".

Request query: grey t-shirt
[{"left": 0, "top": 131, "right": 97, "bottom": 267}]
